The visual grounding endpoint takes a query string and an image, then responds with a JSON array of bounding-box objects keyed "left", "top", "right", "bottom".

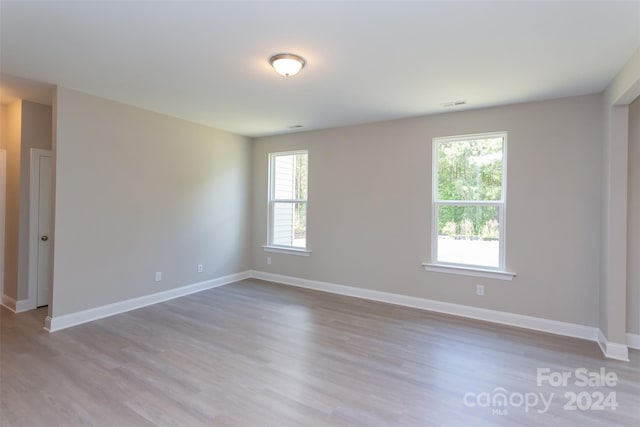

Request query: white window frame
[
  {"left": 265, "top": 150, "right": 310, "bottom": 255},
  {"left": 427, "top": 132, "right": 513, "bottom": 278}
]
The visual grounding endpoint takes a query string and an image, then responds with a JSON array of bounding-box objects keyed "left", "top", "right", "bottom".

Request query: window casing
[
  {"left": 268, "top": 151, "right": 308, "bottom": 250},
  {"left": 432, "top": 132, "right": 507, "bottom": 270}
]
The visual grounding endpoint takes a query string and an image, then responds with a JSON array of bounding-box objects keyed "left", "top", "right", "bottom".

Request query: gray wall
[
  {"left": 252, "top": 94, "right": 603, "bottom": 327},
  {"left": 51, "top": 87, "right": 252, "bottom": 317},
  {"left": 628, "top": 96, "right": 640, "bottom": 335}
]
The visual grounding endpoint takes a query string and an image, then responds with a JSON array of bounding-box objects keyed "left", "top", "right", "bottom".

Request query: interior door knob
[{"left": 41, "top": 236, "right": 48, "bottom": 241}]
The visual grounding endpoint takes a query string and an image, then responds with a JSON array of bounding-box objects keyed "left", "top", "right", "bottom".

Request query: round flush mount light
[{"left": 269, "top": 53, "right": 306, "bottom": 77}]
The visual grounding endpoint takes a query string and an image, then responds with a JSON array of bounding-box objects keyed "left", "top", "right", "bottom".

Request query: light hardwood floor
[{"left": 1, "top": 279, "right": 639, "bottom": 426}]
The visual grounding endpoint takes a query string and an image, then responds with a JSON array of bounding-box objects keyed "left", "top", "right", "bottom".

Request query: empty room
[{"left": 1, "top": 1, "right": 639, "bottom": 426}]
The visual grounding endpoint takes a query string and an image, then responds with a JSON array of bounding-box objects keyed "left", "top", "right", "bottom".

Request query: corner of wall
[
  {"left": 605, "top": 47, "right": 640, "bottom": 106},
  {"left": 2, "top": 100, "right": 22, "bottom": 301},
  {"left": 599, "top": 46, "right": 640, "bottom": 350}
]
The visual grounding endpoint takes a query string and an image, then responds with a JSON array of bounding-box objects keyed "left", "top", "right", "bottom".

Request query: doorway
[{"left": 28, "top": 149, "right": 52, "bottom": 308}]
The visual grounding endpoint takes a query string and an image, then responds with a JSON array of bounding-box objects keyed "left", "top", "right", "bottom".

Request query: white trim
[
  {"left": 16, "top": 298, "right": 31, "bottom": 312},
  {"left": 0, "top": 149, "right": 5, "bottom": 298},
  {"left": 34, "top": 269, "right": 630, "bottom": 361},
  {"left": 250, "top": 270, "right": 598, "bottom": 343},
  {"left": 271, "top": 198, "right": 307, "bottom": 203},
  {"left": 27, "top": 149, "right": 52, "bottom": 311},
  {"left": 433, "top": 131, "right": 510, "bottom": 145},
  {"left": 422, "top": 263, "right": 516, "bottom": 281},
  {"left": 44, "top": 271, "right": 251, "bottom": 332},
  {"left": 1, "top": 294, "right": 31, "bottom": 313},
  {"left": 626, "top": 333, "right": 640, "bottom": 350},
  {"left": 262, "top": 246, "right": 311, "bottom": 256},
  {"left": 597, "top": 330, "right": 630, "bottom": 361},
  {"left": 1, "top": 294, "right": 16, "bottom": 312}
]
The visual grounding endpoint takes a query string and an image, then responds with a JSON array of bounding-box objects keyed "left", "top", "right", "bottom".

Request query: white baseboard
[
  {"left": 45, "top": 271, "right": 251, "bottom": 332},
  {"left": 597, "top": 330, "right": 630, "bottom": 361},
  {"left": 626, "top": 332, "right": 640, "bottom": 350},
  {"left": 250, "top": 270, "right": 603, "bottom": 346},
  {"left": 1, "top": 294, "right": 31, "bottom": 313},
  {"left": 33, "top": 268, "right": 637, "bottom": 362},
  {"left": 1, "top": 294, "right": 16, "bottom": 312}
]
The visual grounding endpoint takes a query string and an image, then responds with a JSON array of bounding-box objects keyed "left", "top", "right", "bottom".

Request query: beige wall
[
  {"left": 0, "top": 105, "right": 7, "bottom": 150},
  {"left": 252, "top": 94, "right": 603, "bottom": 327},
  {"left": 51, "top": 87, "right": 252, "bottom": 317},
  {"left": 0, "top": 105, "right": 6, "bottom": 297},
  {"left": 3, "top": 100, "right": 22, "bottom": 300},
  {"left": 628, "top": 96, "right": 640, "bottom": 335}
]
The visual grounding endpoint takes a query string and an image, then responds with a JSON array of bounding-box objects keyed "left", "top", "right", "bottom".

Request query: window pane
[
  {"left": 437, "top": 137, "right": 503, "bottom": 201},
  {"left": 274, "top": 153, "right": 308, "bottom": 200},
  {"left": 273, "top": 202, "right": 306, "bottom": 248},
  {"left": 436, "top": 205, "right": 500, "bottom": 268}
]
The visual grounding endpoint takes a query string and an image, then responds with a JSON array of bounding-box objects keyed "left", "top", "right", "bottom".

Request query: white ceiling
[{"left": 1, "top": 1, "right": 639, "bottom": 137}]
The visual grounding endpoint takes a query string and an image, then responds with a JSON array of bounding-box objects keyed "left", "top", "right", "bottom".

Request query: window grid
[
  {"left": 268, "top": 150, "right": 308, "bottom": 250},
  {"left": 432, "top": 132, "right": 507, "bottom": 270}
]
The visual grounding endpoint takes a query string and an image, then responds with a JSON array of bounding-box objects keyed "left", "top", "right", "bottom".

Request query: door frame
[
  {"left": 27, "top": 148, "right": 52, "bottom": 310},
  {"left": 0, "top": 149, "right": 5, "bottom": 298}
]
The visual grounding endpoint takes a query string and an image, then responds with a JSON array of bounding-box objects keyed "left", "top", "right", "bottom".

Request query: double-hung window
[
  {"left": 268, "top": 151, "right": 308, "bottom": 250},
  {"left": 432, "top": 132, "right": 507, "bottom": 270}
]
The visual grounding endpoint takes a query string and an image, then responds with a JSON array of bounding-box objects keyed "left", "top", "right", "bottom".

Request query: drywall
[
  {"left": 628, "top": 96, "right": 640, "bottom": 335},
  {"left": 51, "top": 87, "right": 251, "bottom": 317},
  {"left": 252, "top": 94, "right": 602, "bottom": 327},
  {"left": 0, "top": 105, "right": 7, "bottom": 150},
  {"left": 3, "top": 101, "right": 21, "bottom": 300},
  {"left": 0, "top": 105, "right": 8, "bottom": 298}
]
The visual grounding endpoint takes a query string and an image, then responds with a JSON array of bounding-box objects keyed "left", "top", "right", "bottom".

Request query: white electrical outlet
[
  {"left": 476, "top": 284, "right": 485, "bottom": 296},
  {"left": 155, "top": 272, "right": 162, "bottom": 282},
  {"left": 267, "top": 257, "right": 272, "bottom": 265},
  {"left": 197, "top": 264, "right": 203, "bottom": 273}
]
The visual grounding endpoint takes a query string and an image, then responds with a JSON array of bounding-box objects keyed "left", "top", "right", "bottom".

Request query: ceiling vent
[{"left": 441, "top": 100, "right": 467, "bottom": 107}]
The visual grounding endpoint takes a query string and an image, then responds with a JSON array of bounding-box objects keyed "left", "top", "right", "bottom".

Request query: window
[
  {"left": 432, "top": 132, "right": 506, "bottom": 270},
  {"left": 268, "top": 151, "right": 308, "bottom": 250}
]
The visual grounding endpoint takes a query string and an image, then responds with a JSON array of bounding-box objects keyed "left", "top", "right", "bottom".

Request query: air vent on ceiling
[{"left": 441, "top": 100, "right": 467, "bottom": 108}]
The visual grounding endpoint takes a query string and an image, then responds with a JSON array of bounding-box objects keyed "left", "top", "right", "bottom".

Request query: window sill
[
  {"left": 262, "top": 246, "right": 311, "bottom": 256},
  {"left": 422, "top": 263, "right": 516, "bottom": 281}
]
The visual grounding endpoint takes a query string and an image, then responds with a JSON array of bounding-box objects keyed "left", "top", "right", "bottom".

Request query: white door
[{"left": 36, "top": 155, "right": 52, "bottom": 307}]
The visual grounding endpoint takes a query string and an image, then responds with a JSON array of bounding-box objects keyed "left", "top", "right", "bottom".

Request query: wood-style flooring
[{"left": 1, "top": 279, "right": 639, "bottom": 426}]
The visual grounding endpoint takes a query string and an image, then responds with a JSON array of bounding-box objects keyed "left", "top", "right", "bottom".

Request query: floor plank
[{"left": 1, "top": 279, "right": 638, "bottom": 426}]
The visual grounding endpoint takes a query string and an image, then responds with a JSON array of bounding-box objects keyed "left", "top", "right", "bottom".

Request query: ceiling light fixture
[{"left": 269, "top": 53, "right": 306, "bottom": 77}]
